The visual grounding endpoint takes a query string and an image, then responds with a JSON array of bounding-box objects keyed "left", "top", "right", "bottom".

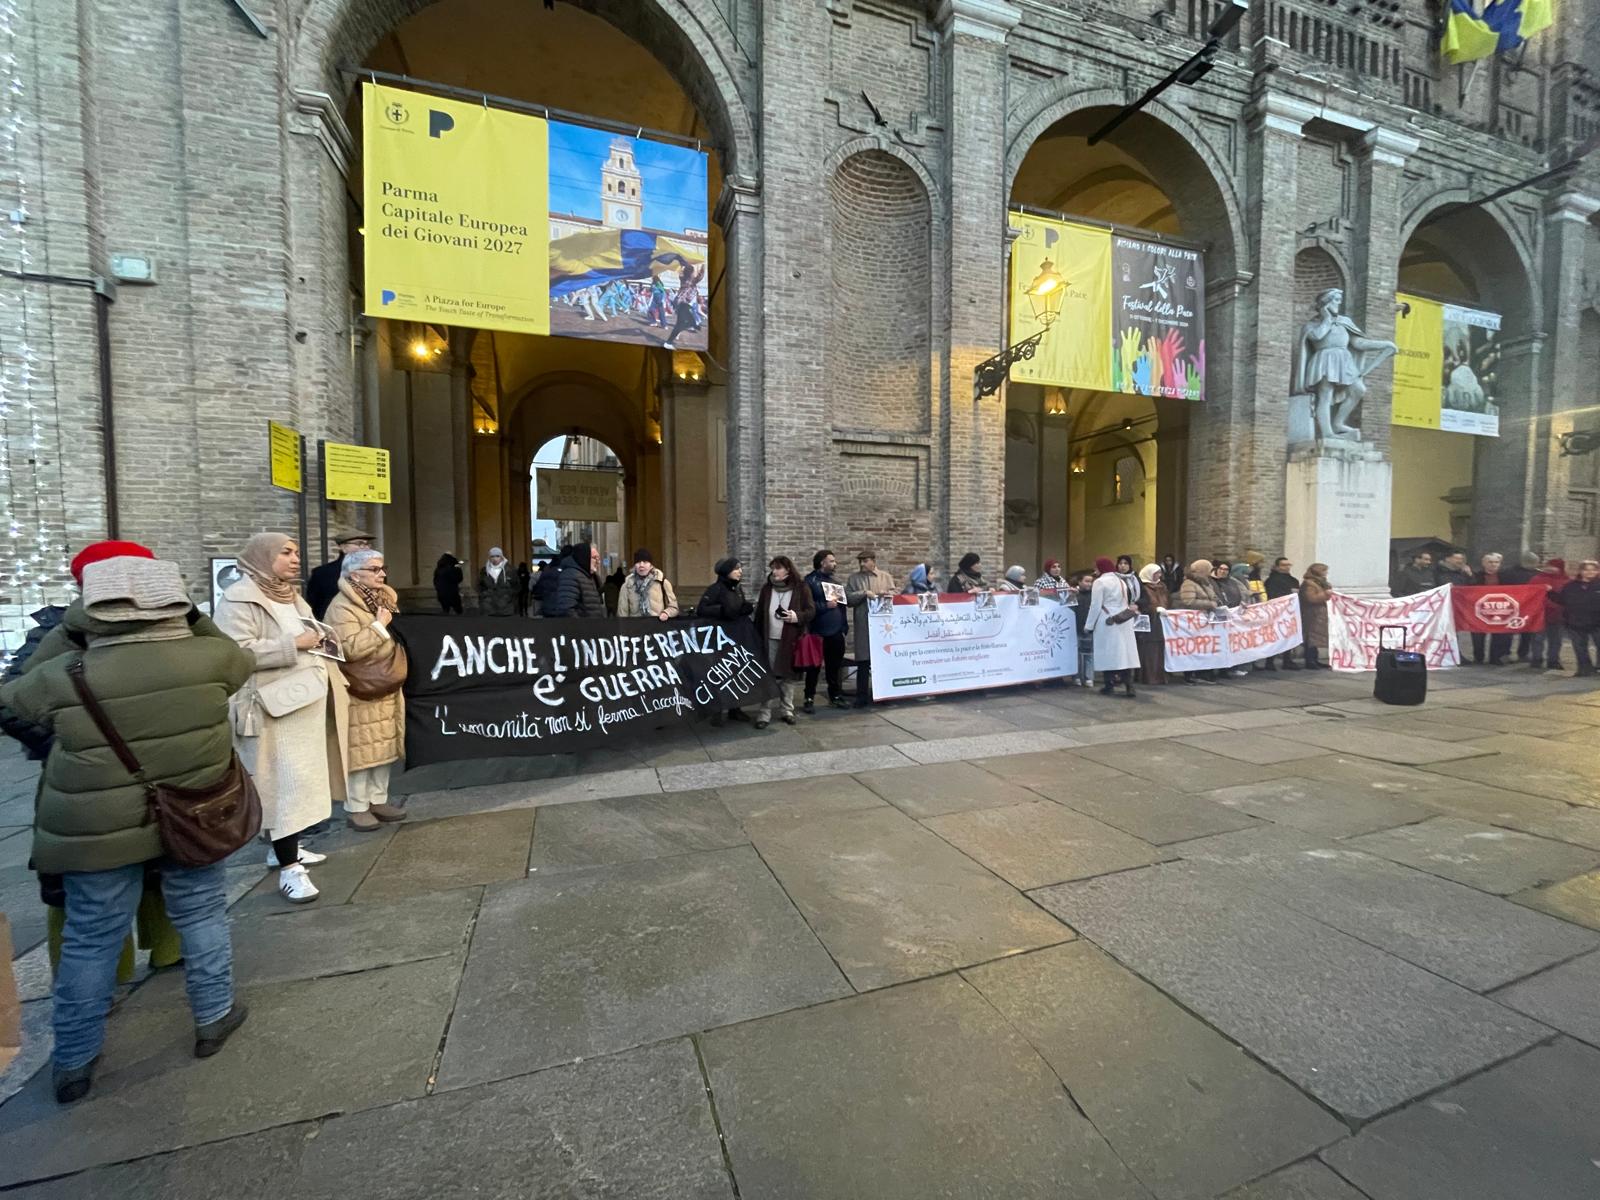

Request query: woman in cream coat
[{"left": 215, "top": 533, "right": 350, "bottom": 905}]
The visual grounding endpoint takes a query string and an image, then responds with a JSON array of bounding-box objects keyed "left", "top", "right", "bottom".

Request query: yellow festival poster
[
  {"left": 362, "top": 83, "right": 550, "bottom": 336},
  {"left": 1007, "top": 214, "right": 1112, "bottom": 392},
  {"left": 1391, "top": 293, "right": 1444, "bottom": 430}
]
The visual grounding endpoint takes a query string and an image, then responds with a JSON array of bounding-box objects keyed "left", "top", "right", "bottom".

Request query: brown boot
[
  {"left": 368, "top": 803, "right": 407, "bottom": 823},
  {"left": 346, "top": 810, "right": 381, "bottom": 832}
]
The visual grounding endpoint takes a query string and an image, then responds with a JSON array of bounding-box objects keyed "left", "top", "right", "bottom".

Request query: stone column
[
  {"left": 715, "top": 175, "right": 763, "bottom": 561},
  {"left": 1535, "top": 192, "right": 1600, "bottom": 560},
  {"left": 448, "top": 334, "right": 474, "bottom": 565},
  {"left": 1191, "top": 92, "right": 1309, "bottom": 558},
  {"left": 936, "top": 0, "right": 1019, "bottom": 572},
  {"left": 1474, "top": 333, "right": 1546, "bottom": 558},
  {"left": 1349, "top": 126, "right": 1420, "bottom": 458}
]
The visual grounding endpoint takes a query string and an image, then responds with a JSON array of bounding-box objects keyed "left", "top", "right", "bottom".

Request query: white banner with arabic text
[
  {"left": 1159, "top": 595, "right": 1303, "bottom": 672},
  {"left": 866, "top": 591, "right": 1078, "bottom": 700},
  {"left": 1329, "top": 585, "right": 1460, "bottom": 672}
]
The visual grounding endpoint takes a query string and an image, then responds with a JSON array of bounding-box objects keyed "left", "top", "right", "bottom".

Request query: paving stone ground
[{"left": 3, "top": 669, "right": 1599, "bottom": 1197}]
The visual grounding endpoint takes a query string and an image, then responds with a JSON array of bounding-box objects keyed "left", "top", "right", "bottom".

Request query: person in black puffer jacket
[
  {"left": 1561, "top": 560, "right": 1600, "bottom": 677},
  {"left": 694, "top": 558, "right": 754, "bottom": 724},
  {"left": 0, "top": 604, "right": 66, "bottom": 759},
  {"left": 550, "top": 542, "right": 606, "bottom": 619}
]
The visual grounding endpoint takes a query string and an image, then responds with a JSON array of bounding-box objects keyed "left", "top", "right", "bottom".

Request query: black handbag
[{"left": 67, "top": 658, "right": 262, "bottom": 867}]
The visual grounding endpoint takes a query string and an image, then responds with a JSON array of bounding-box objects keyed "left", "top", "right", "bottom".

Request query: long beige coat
[
  {"left": 324, "top": 579, "right": 405, "bottom": 772},
  {"left": 845, "top": 567, "right": 897, "bottom": 661},
  {"left": 215, "top": 576, "right": 350, "bottom": 838},
  {"left": 615, "top": 568, "right": 679, "bottom": 619}
]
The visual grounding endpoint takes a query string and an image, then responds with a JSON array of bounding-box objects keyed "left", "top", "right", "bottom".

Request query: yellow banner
[
  {"left": 1008, "top": 214, "right": 1112, "bottom": 391},
  {"left": 268, "top": 421, "right": 301, "bottom": 493},
  {"left": 1392, "top": 293, "right": 1443, "bottom": 430},
  {"left": 362, "top": 83, "right": 549, "bottom": 336},
  {"left": 535, "top": 468, "right": 620, "bottom": 522},
  {"left": 324, "top": 442, "right": 392, "bottom": 505}
]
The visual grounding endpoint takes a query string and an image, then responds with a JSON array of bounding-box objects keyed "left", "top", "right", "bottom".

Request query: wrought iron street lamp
[{"left": 974, "top": 257, "right": 1068, "bottom": 400}]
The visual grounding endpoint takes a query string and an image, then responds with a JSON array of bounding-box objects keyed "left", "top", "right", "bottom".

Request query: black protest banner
[{"left": 395, "top": 615, "right": 777, "bottom": 765}]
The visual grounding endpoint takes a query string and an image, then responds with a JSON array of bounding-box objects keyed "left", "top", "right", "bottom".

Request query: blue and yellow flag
[{"left": 1444, "top": 0, "right": 1555, "bottom": 65}]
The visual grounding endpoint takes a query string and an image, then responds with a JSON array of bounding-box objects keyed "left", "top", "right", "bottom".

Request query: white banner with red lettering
[
  {"left": 1329, "top": 584, "right": 1460, "bottom": 671},
  {"left": 865, "top": 591, "right": 1078, "bottom": 700},
  {"left": 1159, "top": 595, "right": 1303, "bottom": 672}
]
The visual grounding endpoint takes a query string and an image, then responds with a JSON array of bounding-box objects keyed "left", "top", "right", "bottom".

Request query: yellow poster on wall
[
  {"left": 1392, "top": 293, "right": 1444, "bottom": 430},
  {"left": 268, "top": 421, "right": 301, "bottom": 493},
  {"left": 362, "top": 83, "right": 550, "bottom": 336},
  {"left": 323, "top": 442, "right": 392, "bottom": 505},
  {"left": 1007, "top": 214, "right": 1113, "bottom": 391}
]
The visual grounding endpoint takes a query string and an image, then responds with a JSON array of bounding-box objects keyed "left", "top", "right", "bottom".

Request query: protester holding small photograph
[{"left": 755, "top": 557, "right": 816, "bottom": 729}]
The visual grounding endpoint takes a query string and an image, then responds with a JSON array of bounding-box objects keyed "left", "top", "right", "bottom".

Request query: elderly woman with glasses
[{"left": 323, "top": 547, "right": 409, "bottom": 832}]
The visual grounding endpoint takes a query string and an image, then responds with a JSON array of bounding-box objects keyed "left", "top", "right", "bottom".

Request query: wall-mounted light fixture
[
  {"left": 1044, "top": 391, "right": 1068, "bottom": 417},
  {"left": 974, "top": 259, "right": 1068, "bottom": 400}
]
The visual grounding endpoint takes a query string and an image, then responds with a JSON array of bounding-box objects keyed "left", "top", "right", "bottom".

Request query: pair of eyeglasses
[{"left": 359, "top": 566, "right": 387, "bottom": 575}]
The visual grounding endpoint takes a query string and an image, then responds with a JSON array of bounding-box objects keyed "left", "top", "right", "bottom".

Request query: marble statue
[{"left": 1293, "top": 287, "right": 1396, "bottom": 442}]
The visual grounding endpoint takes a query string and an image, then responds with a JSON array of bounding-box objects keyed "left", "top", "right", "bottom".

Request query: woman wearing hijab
[
  {"left": 323, "top": 548, "right": 409, "bottom": 832},
  {"left": 1171, "top": 559, "right": 1221, "bottom": 684},
  {"left": 1300, "top": 563, "right": 1333, "bottom": 669},
  {"left": 214, "top": 534, "right": 351, "bottom": 904},
  {"left": 902, "top": 562, "right": 937, "bottom": 595},
  {"left": 1085, "top": 556, "right": 1140, "bottom": 698},
  {"left": 432, "top": 553, "right": 464, "bottom": 614},
  {"left": 477, "top": 548, "right": 518, "bottom": 617},
  {"left": 947, "top": 553, "right": 984, "bottom": 594},
  {"left": 1135, "top": 563, "right": 1168, "bottom": 686},
  {"left": 997, "top": 565, "right": 1029, "bottom": 593}
]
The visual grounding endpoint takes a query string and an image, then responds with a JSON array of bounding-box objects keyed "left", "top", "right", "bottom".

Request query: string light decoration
[{"left": 0, "top": 0, "right": 71, "bottom": 666}]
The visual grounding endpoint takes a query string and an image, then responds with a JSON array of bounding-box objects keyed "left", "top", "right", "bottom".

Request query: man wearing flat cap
[{"left": 845, "top": 550, "right": 897, "bottom": 708}]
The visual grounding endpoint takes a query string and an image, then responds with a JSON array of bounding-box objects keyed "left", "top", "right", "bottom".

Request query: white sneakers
[
  {"left": 265, "top": 846, "right": 328, "bottom": 869},
  {"left": 277, "top": 863, "right": 320, "bottom": 904}
]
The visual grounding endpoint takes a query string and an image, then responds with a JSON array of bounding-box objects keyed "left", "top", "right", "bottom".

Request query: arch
[
  {"left": 1398, "top": 191, "right": 1540, "bottom": 334},
  {"left": 822, "top": 135, "right": 942, "bottom": 211},
  {"left": 505, "top": 370, "right": 646, "bottom": 474},
  {"left": 291, "top": 0, "right": 758, "bottom": 179},
  {"left": 1006, "top": 85, "right": 1248, "bottom": 279}
]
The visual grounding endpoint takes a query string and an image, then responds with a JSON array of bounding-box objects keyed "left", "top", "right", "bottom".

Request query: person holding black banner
[
  {"left": 755, "top": 556, "right": 815, "bottom": 729},
  {"left": 1085, "top": 556, "right": 1139, "bottom": 698},
  {"left": 803, "top": 550, "right": 849, "bottom": 713},
  {"left": 697, "top": 558, "right": 754, "bottom": 725},
  {"left": 432, "top": 554, "right": 464, "bottom": 615},
  {"left": 552, "top": 543, "right": 607, "bottom": 619},
  {"left": 616, "top": 549, "right": 679, "bottom": 621},
  {"left": 323, "top": 550, "right": 408, "bottom": 833}
]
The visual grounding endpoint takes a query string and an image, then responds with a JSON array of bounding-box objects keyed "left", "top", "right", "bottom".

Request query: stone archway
[
  {"left": 280, "top": 0, "right": 763, "bottom": 580},
  {"left": 1396, "top": 198, "right": 1542, "bottom": 558}
]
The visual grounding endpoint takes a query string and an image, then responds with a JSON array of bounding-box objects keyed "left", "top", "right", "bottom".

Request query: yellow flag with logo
[
  {"left": 362, "top": 83, "right": 550, "bottom": 336},
  {"left": 1392, "top": 293, "right": 1444, "bottom": 429},
  {"left": 1008, "top": 215, "right": 1113, "bottom": 392}
]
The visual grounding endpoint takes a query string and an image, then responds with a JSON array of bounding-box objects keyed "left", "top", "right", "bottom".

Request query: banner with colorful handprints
[
  {"left": 1109, "top": 235, "right": 1205, "bottom": 401},
  {"left": 1006, "top": 212, "right": 1205, "bottom": 402}
]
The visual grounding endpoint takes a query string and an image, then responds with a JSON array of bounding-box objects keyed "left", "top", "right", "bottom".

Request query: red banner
[{"left": 1449, "top": 584, "right": 1546, "bottom": 634}]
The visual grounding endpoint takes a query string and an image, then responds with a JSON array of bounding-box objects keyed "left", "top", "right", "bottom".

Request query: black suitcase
[{"left": 1374, "top": 625, "right": 1427, "bottom": 706}]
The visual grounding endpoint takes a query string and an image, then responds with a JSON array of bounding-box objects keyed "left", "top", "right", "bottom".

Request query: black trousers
[
  {"left": 1472, "top": 632, "right": 1513, "bottom": 662},
  {"left": 272, "top": 834, "right": 298, "bottom": 867},
  {"left": 805, "top": 633, "right": 846, "bottom": 701},
  {"left": 1571, "top": 629, "right": 1600, "bottom": 674}
]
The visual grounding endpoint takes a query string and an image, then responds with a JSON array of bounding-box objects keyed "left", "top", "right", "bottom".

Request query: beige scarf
[{"left": 238, "top": 532, "right": 301, "bottom": 603}]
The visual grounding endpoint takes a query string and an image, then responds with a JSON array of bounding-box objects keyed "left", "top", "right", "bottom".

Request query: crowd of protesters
[
  {"left": 3, "top": 530, "right": 1597, "bottom": 1107},
  {"left": 1391, "top": 547, "right": 1600, "bottom": 674}
]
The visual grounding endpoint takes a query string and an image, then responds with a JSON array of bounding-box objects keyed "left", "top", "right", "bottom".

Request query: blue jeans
[
  {"left": 1530, "top": 622, "right": 1563, "bottom": 667},
  {"left": 55, "top": 860, "right": 234, "bottom": 1070}
]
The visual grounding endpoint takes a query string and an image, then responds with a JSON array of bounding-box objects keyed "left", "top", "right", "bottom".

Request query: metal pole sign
[{"left": 297, "top": 434, "right": 310, "bottom": 583}]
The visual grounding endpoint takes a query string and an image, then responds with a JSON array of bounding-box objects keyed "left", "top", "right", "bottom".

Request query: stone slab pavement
[{"left": 3, "top": 668, "right": 1600, "bottom": 1196}]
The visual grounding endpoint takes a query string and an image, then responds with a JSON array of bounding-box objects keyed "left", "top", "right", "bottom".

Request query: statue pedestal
[{"left": 1284, "top": 440, "right": 1392, "bottom": 598}]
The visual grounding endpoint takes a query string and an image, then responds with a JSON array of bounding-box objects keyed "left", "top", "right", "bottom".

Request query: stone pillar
[
  {"left": 448, "top": 335, "right": 474, "bottom": 565},
  {"left": 1154, "top": 424, "right": 1188, "bottom": 560},
  {"left": 715, "top": 176, "right": 763, "bottom": 560},
  {"left": 757, "top": 4, "right": 831, "bottom": 563},
  {"left": 1190, "top": 92, "right": 1309, "bottom": 557},
  {"left": 1474, "top": 333, "right": 1546, "bottom": 559},
  {"left": 937, "top": 0, "right": 1019, "bottom": 572},
  {"left": 1535, "top": 192, "right": 1600, "bottom": 560},
  {"left": 1349, "top": 126, "right": 1420, "bottom": 459}
]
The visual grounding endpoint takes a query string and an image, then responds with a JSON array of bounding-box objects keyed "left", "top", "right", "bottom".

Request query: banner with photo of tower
[{"left": 362, "top": 83, "right": 710, "bottom": 350}]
